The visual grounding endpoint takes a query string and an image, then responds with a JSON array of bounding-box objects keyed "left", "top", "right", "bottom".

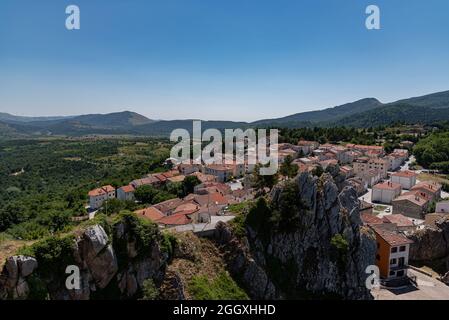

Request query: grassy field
[{"left": 418, "top": 173, "right": 449, "bottom": 186}]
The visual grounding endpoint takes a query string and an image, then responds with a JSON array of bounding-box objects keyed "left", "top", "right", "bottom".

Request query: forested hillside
[{"left": 0, "top": 138, "right": 170, "bottom": 240}]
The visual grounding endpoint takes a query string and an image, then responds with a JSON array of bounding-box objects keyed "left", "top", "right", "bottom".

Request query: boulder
[
  {"left": 17, "top": 256, "right": 38, "bottom": 277},
  {"left": 86, "top": 245, "right": 118, "bottom": 289},
  {"left": 82, "top": 225, "right": 109, "bottom": 262}
]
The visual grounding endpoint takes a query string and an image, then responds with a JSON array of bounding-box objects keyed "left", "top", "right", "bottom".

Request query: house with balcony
[{"left": 372, "top": 225, "right": 413, "bottom": 283}]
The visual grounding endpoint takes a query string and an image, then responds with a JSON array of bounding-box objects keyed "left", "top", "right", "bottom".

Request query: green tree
[
  {"left": 134, "top": 185, "right": 158, "bottom": 204},
  {"left": 280, "top": 155, "right": 299, "bottom": 178},
  {"left": 253, "top": 164, "right": 279, "bottom": 193},
  {"left": 141, "top": 279, "right": 159, "bottom": 300},
  {"left": 182, "top": 175, "right": 201, "bottom": 196}
]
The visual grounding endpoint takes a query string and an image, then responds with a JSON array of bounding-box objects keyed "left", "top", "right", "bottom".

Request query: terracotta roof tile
[
  {"left": 135, "top": 207, "right": 164, "bottom": 222},
  {"left": 372, "top": 225, "right": 414, "bottom": 246}
]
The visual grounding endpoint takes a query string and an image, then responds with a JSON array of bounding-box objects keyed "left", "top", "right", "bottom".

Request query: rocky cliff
[
  {"left": 407, "top": 216, "right": 449, "bottom": 278},
  {"left": 215, "top": 172, "right": 377, "bottom": 300},
  {"left": 0, "top": 172, "right": 377, "bottom": 300},
  {"left": 0, "top": 213, "right": 171, "bottom": 300}
]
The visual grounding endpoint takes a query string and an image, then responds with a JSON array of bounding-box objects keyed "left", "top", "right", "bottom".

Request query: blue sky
[{"left": 1, "top": 0, "right": 449, "bottom": 121}]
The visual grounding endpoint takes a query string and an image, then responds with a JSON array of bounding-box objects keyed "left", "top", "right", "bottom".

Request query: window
[
  {"left": 376, "top": 254, "right": 380, "bottom": 261},
  {"left": 389, "top": 271, "right": 395, "bottom": 277},
  {"left": 390, "top": 258, "right": 397, "bottom": 265},
  {"left": 399, "top": 246, "right": 406, "bottom": 252},
  {"left": 377, "top": 242, "right": 380, "bottom": 249},
  {"left": 396, "top": 270, "right": 405, "bottom": 277},
  {"left": 391, "top": 247, "right": 398, "bottom": 253}
]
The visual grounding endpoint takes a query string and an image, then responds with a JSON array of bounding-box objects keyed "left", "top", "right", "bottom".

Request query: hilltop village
[{"left": 86, "top": 137, "right": 448, "bottom": 288}]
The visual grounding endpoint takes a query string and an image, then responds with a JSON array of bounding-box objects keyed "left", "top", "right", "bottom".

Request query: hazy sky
[{"left": 1, "top": 0, "right": 449, "bottom": 121}]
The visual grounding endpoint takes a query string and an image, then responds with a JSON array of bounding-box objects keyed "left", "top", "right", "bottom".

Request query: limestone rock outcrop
[
  {"left": 407, "top": 216, "right": 449, "bottom": 275},
  {"left": 215, "top": 172, "right": 376, "bottom": 300},
  {"left": 0, "top": 214, "right": 169, "bottom": 300}
]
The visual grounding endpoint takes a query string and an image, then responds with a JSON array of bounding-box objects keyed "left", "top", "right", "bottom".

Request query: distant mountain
[
  {"left": 68, "top": 111, "right": 155, "bottom": 128},
  {"left": 135, "top": 119, "right": 247, "bottom": 136},
  {"left": 252, "top": 98, "right": 382, "bottom": 126},
  {"left": 332, "top": 90, "right": 449, "bottom": 127},
  {"left": 3, "top": 111, "right": 156, "bottom": 136},
  {"left": 394, "top": 90, "right": 449, "bottom": 109},
  {"left": 2, "top": 90, "right": 449, "bottom": 137},
  {"left": 333, "top": 103, "right": 449, "bottom": 128},
  {"left": 0, "top": 112, "right": 72, "bottom": 123}
]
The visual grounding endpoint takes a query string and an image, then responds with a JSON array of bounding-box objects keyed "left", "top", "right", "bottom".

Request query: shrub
[
  {"left": 7, "top": 221, "right": 50, "bottom": 240},
  {"left": 330, "top": 234, "right": 349, "bottom": 254},
  {"left": 20, "top": 235, "right": 76, "bottom": 279},
  {"left": 189, "top": 272, "right": 248, "bottom": 300},
  {"left": 229, "top": 213, "right": 247, "bottom": 239},
  {"left": 330, "top": 234, "right": 349, "bottom": 271},
  {"left": 112, "top": 211, "right": 159, "bottom": 261},
  {"left": 27, "top": 274, "right": 49, "bottom": 300},
  {"left": 161, "top": 232, "right": 177, "bottom": 258},
  {"left": 141, "top": 278, "right": 159, "bottom": 300}
]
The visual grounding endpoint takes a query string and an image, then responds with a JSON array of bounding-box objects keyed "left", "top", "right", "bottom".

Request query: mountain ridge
[{"left": 2, "top": 90, "right": 449, "bottom": 137}]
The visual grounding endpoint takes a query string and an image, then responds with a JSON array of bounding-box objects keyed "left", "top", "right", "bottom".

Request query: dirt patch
[{"left": 0, "top": 239, "right": 35, "bottom": 269}]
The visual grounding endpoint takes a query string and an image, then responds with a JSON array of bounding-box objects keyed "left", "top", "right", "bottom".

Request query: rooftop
[
  {"left": 135, "top": 207, "right": 165, "bottom": 222},
  {"left": 411, "top": 181, "right": 442, "bottom": 194},
  {"left": 391, "top": 170, "right": 417, "bottom": 178},
  {"left": 372, "top": 225, "right": 414, "bottom": 246},
  {"left": 119, "top": 184, "right": 135, "bottom": 193},
  {"left": 361, "top": 213, "right": 384, "bottom": 225},
  {"left": 88, "top": 185, "right": 115, "bottom": 197},
  {"left": 382, "top": 214, "right": 415, "bottom": 227},
  {"left": 373, "top": 181, "right": 402, "bottom": 191}
]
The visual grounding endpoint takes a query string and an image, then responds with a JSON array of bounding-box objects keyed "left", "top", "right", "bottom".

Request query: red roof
[
  {"left": 153, "top": 173, "right": 168, "bottom": 182},
  {"left": 411, "top": 181, "right": 442, "bottom": 194},
  {"left": 392, "top": 171, "right": 417, "bottom": 178},
  {"left": 193, "top": 192, "right": 229, "bottom": 207},
  {"left": 382, "top": 214, "right": 414, "bottom": 227},
  {"left": 373, "top": 182, "right": 401, "bottom": 191},
  {"left": 119, "top": 184, "right": 135, "bottom": 193},
  {"left": 88, "top": 185, "right": 115, "bottom": 197},
  {"left": 298, "top": 140, "right": 318, "bottom": 146},
  {"left": 135, "top": 207, "right": 164, "bottom": 222},
  {"left": 372, "top": 225, "right": 414, "bottom": 246},
  {"left": 361, "top": 213, "right": 384, "bottom": 225},
  {"left": 157, "top": 213, "right": 192, "bottom": 226},
  {"left": 393, "top": 191, "right": 429, "bottom": 206},
  {"left": 153, "top": 198, "right": 184, "bottom": 214}
]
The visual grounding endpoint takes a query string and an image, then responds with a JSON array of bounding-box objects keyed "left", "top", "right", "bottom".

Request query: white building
[
  {"left": 372, "top": 182, "right": 402, "bottom": 204},
  {"left": 391, "top": 171, "right": 417, "bottom": 190},
  {"left": 88, "top": 185, "right": 116, "bottom": 210},
  {"left": 117, "top": 184, "right": 135, "bottom": 201}
]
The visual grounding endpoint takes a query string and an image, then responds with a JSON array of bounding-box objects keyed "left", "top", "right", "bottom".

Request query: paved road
[{"left": 374, "top": 269, "right": 449, "bottom": 300}]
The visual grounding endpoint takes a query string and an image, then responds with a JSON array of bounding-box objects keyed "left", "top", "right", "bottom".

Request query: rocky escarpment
[
  {"left": 215, "top": 172, "right": 377, "bottom": 300},
  {"left": 0, "top": 213, "right": 171, "bottom": 300},
  {"left": 407, "top": 216, "right": 449, "bottom": 278}
]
